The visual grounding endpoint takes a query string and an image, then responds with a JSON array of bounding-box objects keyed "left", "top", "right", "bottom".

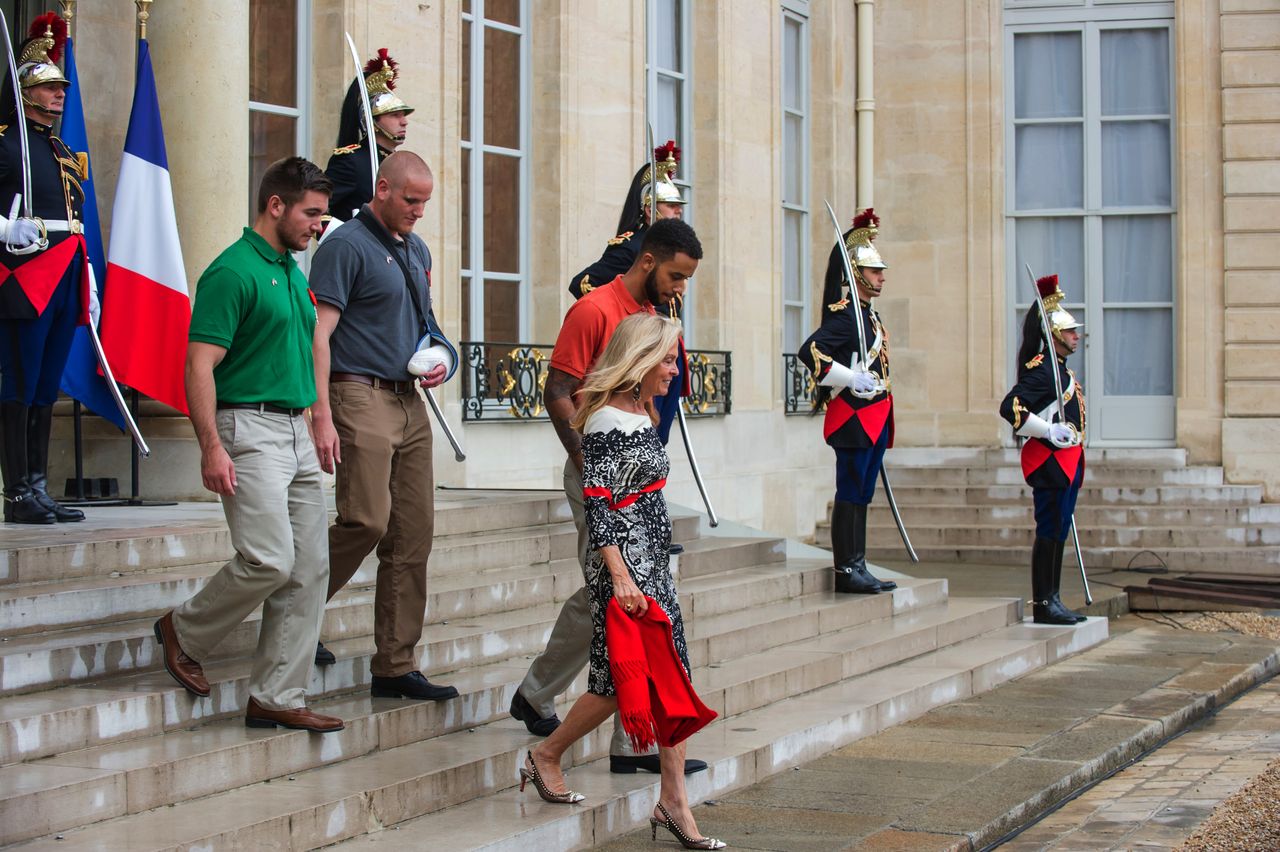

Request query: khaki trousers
[
  {"left": 325, "top": 381, "right": 434, "bottom": 677},
  {"left": 172, "top": 410, "right": 329, "bottom": 710},
  {"left": 517, "top": 458, "right": 647, "bottom": 757}
]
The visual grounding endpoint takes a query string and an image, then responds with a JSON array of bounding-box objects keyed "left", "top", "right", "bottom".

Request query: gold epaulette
[
  {"left": 579, "top": 275, "right": 593, "bottom": 294},
  {"left": 1024, "top": 353, "right": 1044, "bottom": 370},
  {"left": 606, "top": 230, "right": 634, "bottom": 246},
  {"left": 826, "top": 297, "right": 850, "bottom": 312},
  {"left": 331, "top": 143, "right": 361, "bottom": 156},
  {"left": 0, "top": 125, "right": 8, "bottom": 138}
]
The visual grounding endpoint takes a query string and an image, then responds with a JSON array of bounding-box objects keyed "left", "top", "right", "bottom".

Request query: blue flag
[{"left": 58, "top": 36, "right": 125, "bottom": 429}]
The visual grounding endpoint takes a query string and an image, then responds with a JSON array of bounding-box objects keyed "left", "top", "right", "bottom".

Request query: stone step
[
  {"left": 884, "top": 446, "right": 1187, "bottom": 468},
  {"left": 320, "top": 620, "right": 1108, "bottom": 852},
  {"left": 880, "top": 483, "right": 1264, "bottom": 507},
  {"left": 883, "top": 465, "right": 1225, "bottom": 487},
  {"left": 866, "top": 543, "right": 1280, "bottom": 572},
  {"left": 0, "top": 513, "right": 703, "bottom": 638},
  {"left": 670, "top": 534, "right": 787, "bottom": 579},
  {"left": 3, "top": 595, "right": 1069, "bottom": 848},
  {"left": 859, "top": 523, "right": 1276, "bottom": 550},
  {"left": 0, "top": 492, "right": 572, "bottom": 587},
  {"left": 0, "top": 559, "right": 927, "bottom": 766},
  {"left": 850, "top": 502, "right": 1280, "bottom": 528},
  {"left": 1, "top": 578, "right": 954, "bottom": 845}
]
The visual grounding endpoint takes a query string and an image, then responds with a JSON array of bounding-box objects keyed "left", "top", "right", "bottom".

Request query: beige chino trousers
[{"left": 172, "top": 409, "right": 329, "bottom": 710}]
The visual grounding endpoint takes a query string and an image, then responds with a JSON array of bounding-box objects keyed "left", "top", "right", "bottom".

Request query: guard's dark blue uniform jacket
[
  {"left": 999, "top": 352, "right": 1086, "bottom": 490},
  {"left": 324, "top": 139, "right": 390, "bottom": 222},
  {"left": 798, "top": 297, "right": 893, "bottom": 450}
]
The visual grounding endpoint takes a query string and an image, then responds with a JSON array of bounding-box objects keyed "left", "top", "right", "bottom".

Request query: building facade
[{"left": 39, "top": 0, "right": 1280, "bottom": 537}]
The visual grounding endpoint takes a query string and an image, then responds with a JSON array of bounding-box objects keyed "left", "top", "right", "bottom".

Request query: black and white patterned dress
[{"left": 582, "top": 406, "right": 690, "bottom": 696}]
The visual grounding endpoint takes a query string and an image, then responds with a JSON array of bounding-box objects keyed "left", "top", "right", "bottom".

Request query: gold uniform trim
[
  {"left": 1024, "top": 353, "right": 1044, "bottom": 371},
  {"left": 332, "top": 143, "right": 361, "bottom": 156},
  {"left": 606, "top": 230, "right": 634, "bottom": 247}
]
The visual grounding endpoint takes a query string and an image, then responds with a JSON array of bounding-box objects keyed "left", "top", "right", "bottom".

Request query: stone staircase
[
  {"left": 815, "top": 448, "right": 1280, "bottom": 575},
  {"left": 0, "top": 491, "right": 1106, "bottom": 850}
]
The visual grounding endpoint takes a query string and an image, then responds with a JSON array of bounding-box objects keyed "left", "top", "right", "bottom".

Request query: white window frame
[
  {"left": 646, "top": 0, "right": 695, "bottom": 343},
  {"left": 461, "top": 0, "right": 532, "bottom": 342},
  {"left": 1003, "top": 1, "right": 1177, "bottom": 445},
  {"left": 781, "top": 1, "right": 810, "bottom": 356},
  {"left": 248, "top": 0, "right": 312, "bottom": 215}
]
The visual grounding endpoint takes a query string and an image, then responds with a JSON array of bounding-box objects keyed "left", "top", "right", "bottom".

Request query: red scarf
[{"left": 606, "top": 596, "right": 717, "bottom": 752}]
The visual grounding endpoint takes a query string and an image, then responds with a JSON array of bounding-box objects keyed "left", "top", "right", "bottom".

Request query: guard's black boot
[
  {"left": 27, "top": 405, "right": 84, "bottom": 522},
  {"left": 1051, "top": 539, "right": 1086, "bottom": 623},
  {"left": 1031, "top": 536, "right": 1075, "bottom": 625},
  {"left": 1, "top": 402, "right": 55, "bottom": 524},
  {"left": 831, "top": 500, "right": 881, "bottom": 594}
]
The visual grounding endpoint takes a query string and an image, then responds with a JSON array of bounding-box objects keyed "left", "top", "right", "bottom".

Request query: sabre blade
[
  {"left": 344, "top": 33, "right": 379, "bottom": 197},
  {"left": 823, "top": 200, "right": 868, "bottom": 367},
  {"left": 0, "top": 10, "right": 32, "bottom": 218}
]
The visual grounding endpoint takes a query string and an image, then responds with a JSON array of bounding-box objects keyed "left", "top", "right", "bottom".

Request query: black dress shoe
[
  {"left": 610, "top": 754, "right": 708, "bottom": 775},
  {"left": 510, "top": 689, "right": 561, "bottom": 736},
  {"left": 315, "top": 641, "right": 336, "bottom": 666},
  {"left": 669, "top": 542, "right": 685, "bottom": 555},
  {"left": 370, "top": 671, "right": 458, "bottom": 701}
]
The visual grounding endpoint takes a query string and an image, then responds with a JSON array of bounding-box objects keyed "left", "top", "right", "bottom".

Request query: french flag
[{"left": 99, "top": 38, "right": 189, "bottom": 415}]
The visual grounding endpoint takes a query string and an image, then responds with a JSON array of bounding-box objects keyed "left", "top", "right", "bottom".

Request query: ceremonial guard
[
  {"left": 569, "top": 142, "right": 690, "bottom": 450},
  {"left": 999, "top": 274, "right": 1087, "bottom": 626},
  {"left": 798, "top": 209, "right": 898, "bottom": 594},
  {"left": 324, "top": 49, "right": 412, "bottom": 221},
  {"left": 0, "top": 13, "right": 91, "bottom": 525}
]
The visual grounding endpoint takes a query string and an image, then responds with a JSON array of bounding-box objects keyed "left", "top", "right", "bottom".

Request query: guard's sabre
[
  {"left": 823, "top": 200, "right": 868, "bottom": 368},
  {"left": 344, "top": 32, "right": 465, "bottom": 463},
  {"left": 879, "top": 469, "right": 918, "bottom": 563},
  {"left": 646, "top": 124, "right": 658, "bottom": 226},
  {"left": 85, "top": 265, "right": 149, "bottom": 455},
  {"left": 0, "top": 11, "right": 32, "bottom": 220},
  {"left": 1023, "top": 262, "right": 1090, "bottom": 605},
  {"left": 676, "top": 403, "right": 717, "bottom": 527}
]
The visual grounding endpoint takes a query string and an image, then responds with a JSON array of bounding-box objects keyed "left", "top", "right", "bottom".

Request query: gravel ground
[
  {"left": 1182, "top": 611, "right": 1280, "bottom": 641},
  {"left": 1175, "top": 757, "right": 1280, "bottom": 851}
]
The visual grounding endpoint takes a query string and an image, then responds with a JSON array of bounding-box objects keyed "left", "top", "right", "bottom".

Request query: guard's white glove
[
  {"left": 850, "top": 370, "right": 879, "bottom": 399},
  {"left": 5, "top": 217, "right": 40, "bottom": 249},
  {"left": 1047, "top": 422, "right": 1076, "bottom": 448},
  {"left": 87, "top": 283, "right": 101, "bottom": 326}
]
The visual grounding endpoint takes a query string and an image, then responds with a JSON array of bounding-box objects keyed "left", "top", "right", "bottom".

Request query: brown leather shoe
[
  {"left": 153, "top": 612, "right": 210, "bottom": 697},
  {"left": 244, "top": 697, "right": 345, "bottom": 732}
]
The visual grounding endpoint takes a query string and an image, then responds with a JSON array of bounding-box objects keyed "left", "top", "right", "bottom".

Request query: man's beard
[{"left": 644, "top": 268, "right": 663, "bottom": 306}]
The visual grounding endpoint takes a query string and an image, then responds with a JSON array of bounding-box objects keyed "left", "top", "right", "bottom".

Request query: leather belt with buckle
[
  {"left": 330, "top": 372, "right": 415, "bottom": 394},
  {"left": 216, "top": 402, "right": 306, "bottom": 417}
]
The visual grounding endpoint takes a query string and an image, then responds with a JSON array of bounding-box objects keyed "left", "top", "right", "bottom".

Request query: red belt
[
  {"left": 330, "top": 372, "right": 415, "bottom": 394},
  {"left": 584, "top": 477, "right": 667, "bottom": 510}
]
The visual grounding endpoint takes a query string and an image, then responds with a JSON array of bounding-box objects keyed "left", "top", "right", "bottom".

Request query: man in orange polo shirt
[{"left": 509, "top": 218, "right": 708, "bottom": 775}]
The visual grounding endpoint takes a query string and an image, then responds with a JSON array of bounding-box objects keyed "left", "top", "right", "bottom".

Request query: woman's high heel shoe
[
  {"left": 518, "top": 751, "right": 585, "bottom": 804},
  {"left": 649, "top": 802, "right": 726, "bottom": 850}
]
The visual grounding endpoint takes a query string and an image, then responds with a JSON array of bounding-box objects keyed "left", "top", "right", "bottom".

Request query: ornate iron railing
[
  {"left": 460, "top": 341, "right": 732, "bottom": 422},
  {"left": 783, "top": 353, "right": 820, "bottom": 415}
]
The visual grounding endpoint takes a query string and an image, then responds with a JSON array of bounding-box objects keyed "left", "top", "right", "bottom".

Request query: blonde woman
[{"left": 519, "top": 313, "right": 725, "bottom": 850}]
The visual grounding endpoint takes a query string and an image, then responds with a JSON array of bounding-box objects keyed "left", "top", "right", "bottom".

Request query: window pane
[
  {"left": 783, "top": 17, "right": 803, "bottom": 112},
  {"left": 1103, "top": 215, "right": 1172, "bottom": 302},
  {"left": 248, "top": 111, "right": 297, "bottom": 222},
  {"left": 1101, "top": 29, "right": 1169, "bottom": 116},
  {"left": 1015, "top": 124, "right": 1083, "bottom": 210},
  {"left": 484, "top": 0, "right": 519, "bottom": 26},
  {"left": 1103, "top": 308, "right": 1172, "bottom": 395},
  {"left": 461, "top": 147, "right": 471, "bottom": 270},
  {"left": 484, "top": 279, "right": 521, "bottom": 342},
  {"left": 655, "top": 75, "right": 681, "bottom": 145},
  {"left": 462, "top": 20, "right": 472, "bottom": 143},
  {"left": 484, "top": 25, "right": 521, "bottom": 150},
  {"left": 1013, "top": 31, "right": 1081, "bottom": 119},
  {"left": 483, "top": 153, "right": 520, "bottom": 273},
  {"left": 461, "top": 274, "right": 472, "bottom": 338},
  {"left": 1014, "top": 217, "right": 1084, "bottom": 297},
  {"left": 655, "top": 0, "right": 682, "bottom": 71},
  {"left": 249, "top": 1, "right": 296, "bottom": 107},
  {"left": 783, "top": 114, "right": 804, "bottom": 204},
  {"left": 785, "top": 305, "right": 803, "bottom": 356},
  {"left": 783, "top": 209, "right": 803, "bottom": 302},
  {"left": 1102, "top": 120, "right": 1171, "bottom": 207}
]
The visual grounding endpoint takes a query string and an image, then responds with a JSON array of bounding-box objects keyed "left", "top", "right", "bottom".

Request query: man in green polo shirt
[{"left": 154, "top": 157, "right": 344, "bottom": 734}]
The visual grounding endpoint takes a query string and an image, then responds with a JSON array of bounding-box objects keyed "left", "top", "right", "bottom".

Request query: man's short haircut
[
  {"left": 377, "top": 150, "right": 434, "bottom": 189},
  {"left": 256, "top": 156, "right": 333, "bottom": 214},
  {"left": 640, "top": 217, "right": 703, "bottom": 263}
]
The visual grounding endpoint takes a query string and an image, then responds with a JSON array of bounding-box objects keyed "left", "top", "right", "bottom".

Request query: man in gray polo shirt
[{"left": 309, "top": 151, "right": 459, "bottom": 702}]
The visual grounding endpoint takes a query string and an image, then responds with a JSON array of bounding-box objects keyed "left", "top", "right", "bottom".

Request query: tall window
[
  {"left": 1005, "top": 1, "right": 1175, "bottom": 443},
  {"left": 646, "top": 0, "right": 694, "bottom": 340},
  {"left": 461, "top": 0, "right": 529, "bottom": 343},
  {"left": 781, "top": 2, "right": 810, "bottom": 355},
  {"left": 248, "top": 0, "right": 310, "bottom": 222}
]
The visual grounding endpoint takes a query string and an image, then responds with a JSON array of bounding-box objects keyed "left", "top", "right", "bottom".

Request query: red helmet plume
[
  {"left": 654, "top": 140, "right": 680, "bottom": 164},
  {"left": 851, "top": 208, "right": 879, "bottom": 232},
  {"left": 28, "top": 13, "right": 67, "bottom": 63},
  {"left": 1036, "top": 274, "right": 1059, "bottom": 299},
  {"left": 364, "top": 48, "right": 399, "bottom": 89}
]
